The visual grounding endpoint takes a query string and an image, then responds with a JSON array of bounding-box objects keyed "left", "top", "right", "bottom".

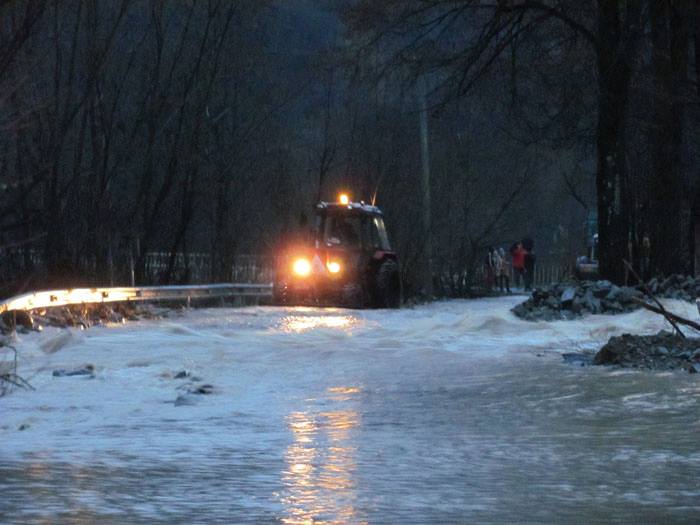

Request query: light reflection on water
[
  {"left": 22, "top": 459, "right": 106, "bottom": 525},
  {"left": 281, "top": 387, "right": 362, "bottom": 524},
  {"left": 278, "top": 314, "right": 357, "bottom": 334}
]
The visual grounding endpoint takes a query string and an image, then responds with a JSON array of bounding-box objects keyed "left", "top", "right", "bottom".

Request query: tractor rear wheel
[{"left": 375, "top": 260, "right": 400, "bottom": 308}]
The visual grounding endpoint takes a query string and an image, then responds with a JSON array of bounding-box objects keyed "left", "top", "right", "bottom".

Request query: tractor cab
[{"left": 273, "top": 194, "right": 400, "bottom": 308}]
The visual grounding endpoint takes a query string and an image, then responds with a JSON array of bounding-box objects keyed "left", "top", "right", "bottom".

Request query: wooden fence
[
  {"left": 0, "top": 240, "right": 570, "bottom": 296},
  {"left": 143, "top": 252, "right": 273, "bottom": 284},
  {"left": 530, "top": 263, "right": 572, "bottom": 286},
  {"left": 459, "top": 262, "right": 572, "bottom": 291}
]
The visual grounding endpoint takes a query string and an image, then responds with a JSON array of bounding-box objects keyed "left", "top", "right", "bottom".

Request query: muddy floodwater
[{"left": 2, "top": 297, "right": 700, "bottom": 523}]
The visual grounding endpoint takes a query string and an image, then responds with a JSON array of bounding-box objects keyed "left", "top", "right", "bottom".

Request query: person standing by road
[
  {"left": 511, "top": 242, "right": 526, "bottom": 289},
  {"left": 523, "top": 239, "right": 536, "bottom": 291},
  {"left": 485, "top": 246, "right": 497, "bottom": 290},
  {"left": 640, "top": 234, "right": 651, "bottom": 282},
  {"left": 497, "top": 247, "right": 511, "bottom": 293}
]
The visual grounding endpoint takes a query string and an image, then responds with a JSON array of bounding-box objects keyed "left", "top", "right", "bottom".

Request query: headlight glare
[
  {"left": 327, "top": 261, "right": 341, "bottom": 274},
  {"left": 292, "top": 258, "right": 312, "bottom": 277}
]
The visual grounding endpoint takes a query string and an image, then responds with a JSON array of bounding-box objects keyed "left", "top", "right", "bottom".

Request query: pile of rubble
[
  {"left": 594, "top": 331, "right": 700, "bottom": 373},
  {"left": 512, "top": 281, "right": 643, "bottom": 321},
  {"left": 512, "top": 275, "right": 700, "bottom": 321},
  {"left": 646, "top": 274, "right": 700, "bottom": 301}
]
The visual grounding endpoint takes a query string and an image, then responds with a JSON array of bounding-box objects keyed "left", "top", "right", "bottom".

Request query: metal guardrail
[{"left": 0, "top": 283, "right": 273, "bottom": 314}]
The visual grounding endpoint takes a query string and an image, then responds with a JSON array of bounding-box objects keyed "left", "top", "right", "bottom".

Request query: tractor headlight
[
  {"left": 326, "top": 261, "right": 342, "bottom": 274},
  {"left": 292, "top": 258, "right": 312, "bottom": 277}
]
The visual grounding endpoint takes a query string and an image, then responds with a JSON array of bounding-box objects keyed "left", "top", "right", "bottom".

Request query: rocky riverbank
[
  {"left": 513, "top": 275, "right": 700, "bottom": 321},
  {"left": 594, "top": 331, "right": 700, "bottom": 373}
]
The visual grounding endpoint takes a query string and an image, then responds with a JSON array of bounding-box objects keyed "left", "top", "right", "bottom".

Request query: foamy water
[{"left": 2, "top": 297, "right": 700, "bottom": 523}]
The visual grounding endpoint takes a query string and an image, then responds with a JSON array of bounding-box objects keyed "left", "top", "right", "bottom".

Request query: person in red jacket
[{"left": 510, "top": 242, "right": 527, "bottom": 289}]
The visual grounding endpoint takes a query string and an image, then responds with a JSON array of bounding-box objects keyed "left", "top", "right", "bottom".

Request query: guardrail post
[
  {"left": 129, "top": 253, "right": 135, "bottom": 287},
  {"left": 108, "top": 242, "right": 114, "bottom": 287}
]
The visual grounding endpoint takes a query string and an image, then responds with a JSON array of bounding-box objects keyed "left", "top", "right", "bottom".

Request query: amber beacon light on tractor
[{"left": 273, "top": 193, "right": 400, "bottom": 308}]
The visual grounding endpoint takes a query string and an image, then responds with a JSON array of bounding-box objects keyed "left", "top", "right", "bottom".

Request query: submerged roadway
[{"left": 2, "top": 296, "right": 700, "bottom": 523}]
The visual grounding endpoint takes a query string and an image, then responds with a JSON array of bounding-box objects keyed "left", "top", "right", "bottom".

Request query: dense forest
[{"left": 0, "top": 1, "right": 698, "bottom": 297}]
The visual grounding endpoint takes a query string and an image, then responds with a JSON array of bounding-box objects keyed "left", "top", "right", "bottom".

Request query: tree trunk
[
  {"left": 595, "top": 1, "right": 637, "bottom": 284},
  {"left": 649, "top": 0, "right": 690, "bottom": 277},
  {"left": 691, "top": 1, "right": 700, "bottom": 275},
  {"left": 418, "top": 77, "right": 433, "bottom": 295}
]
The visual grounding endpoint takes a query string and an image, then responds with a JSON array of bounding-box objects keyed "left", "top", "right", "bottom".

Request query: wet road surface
[{"left": 2, "top": 297, "right": 700, "bottom": 523}]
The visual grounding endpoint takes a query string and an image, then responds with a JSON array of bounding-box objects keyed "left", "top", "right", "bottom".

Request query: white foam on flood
[{"left": 1, "top": 296, "right": 698, "bottom": 463}]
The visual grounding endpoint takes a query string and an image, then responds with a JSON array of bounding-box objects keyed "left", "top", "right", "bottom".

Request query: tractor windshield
[
  {"left": 322, "top": 213, "right": 391, "bottom": 250},
  {"left": 324, "top": 215, "right": 362, "bottom": 247}
]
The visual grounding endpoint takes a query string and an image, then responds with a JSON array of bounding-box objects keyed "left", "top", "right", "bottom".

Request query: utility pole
[{"left": 418, "top": 77, "right": 433, "bottom": 296}]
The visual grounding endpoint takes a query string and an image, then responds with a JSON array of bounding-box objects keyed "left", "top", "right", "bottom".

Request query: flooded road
[{"left": 2, "top": 297, "right": 700, "bottom": 523}]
